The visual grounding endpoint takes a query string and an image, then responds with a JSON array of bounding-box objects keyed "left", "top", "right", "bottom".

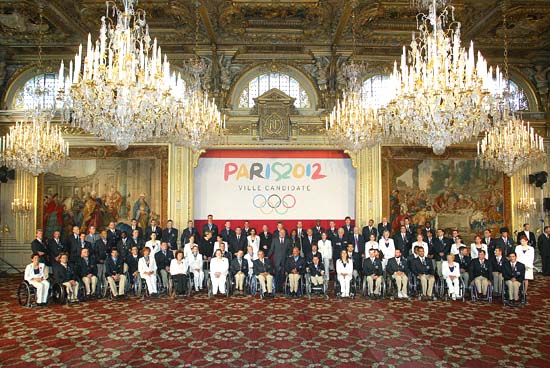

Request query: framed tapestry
[
  {"left": 381, "top": 146, "right": 511, "bottom": 238},
  {"left": 37, "top": 146, "right": 168, "bottom": 239}
]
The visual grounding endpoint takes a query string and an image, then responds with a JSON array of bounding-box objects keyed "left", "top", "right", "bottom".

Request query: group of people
[{"left": 25, "top": 214, "right": 547, "bottom": 305}]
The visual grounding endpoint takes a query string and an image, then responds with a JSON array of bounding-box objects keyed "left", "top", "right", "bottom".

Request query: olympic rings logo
[{"left": 253, "top": 194, "right": 296, "bottom": 215}]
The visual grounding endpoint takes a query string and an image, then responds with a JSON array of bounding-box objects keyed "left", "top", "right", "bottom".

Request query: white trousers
[
  {"left": 192, "top": 270, "right": 204, "bottom": 291},
  {"left": 446, "top": 277, "right": 461, "bottom": 296},
  {"left": 142, "top": 274, "right": 157, "bottom": 294},
  {"left": 29, "top": 280, "right": 50, "bottom": 303},
  {"left": 211, "top": 273, "right": 227, "bottom": 294},
  {"left": 338, "top": 274, "right": 352, "bottom": 296}
]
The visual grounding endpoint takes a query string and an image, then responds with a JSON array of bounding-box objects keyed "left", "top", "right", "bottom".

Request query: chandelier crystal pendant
[
  {"left": 387, "top": 0, "right": 505, "bottom": 155},
  {"left": 57, "top": 0, "right": 186, "bottom": 150}
]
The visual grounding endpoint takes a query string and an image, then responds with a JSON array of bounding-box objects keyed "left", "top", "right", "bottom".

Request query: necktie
[
  {"left": 280, "top": 238, "right": 283, "bottom": 245},
  {"left": 402, "top": 234, "right": 405, "bottom": 241},
  {"left": 237, "top": 235, "right": 240, "bottom": 241}
]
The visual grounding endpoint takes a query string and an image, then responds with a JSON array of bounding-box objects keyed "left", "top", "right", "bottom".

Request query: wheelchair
[
  {"left": 470, "top": 279, "right": 492, "bottom": 303},
  {"left": 334, "top": 274, "right": 358, "bottom": 299},
  {"left": 438, "top": 276, "right": 466, "bottom": 302},
  {"left": 250, "top": 274, "right": 276, "bottom": 299},
  {"left": 305, "top": 273, "right": 329, "bottom": 300},
  {"left": 141, "top": 273, "right": 163, "bottom": 299},
  {"left": 409, "top": 274, "right": 439, "bottom": 301},
  {"left": 207, "top": 273, "right": 231, "bottom": 298},
  {"left": 283, "top": 273, "right": 307, "bottom": 298},
  {"left": 229, "top": 272, "right": 250, "bottom": 297},
  {"left": 362, "top": 274, "right": 386, "bottom": 299},
  {"left": 501, "top": 279, "right": 527, "bottom": 307},
  {"left": 102, "top": 273, "right": 130, "bottom": 299},
  {"left": 170, "top": 273, "right": 192, "bottom": 298},
  {"left": 17, "top": 280, "right": 52, "bottom": 307}
]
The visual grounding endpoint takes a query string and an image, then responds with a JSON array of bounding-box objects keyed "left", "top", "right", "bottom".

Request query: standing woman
[
  {"left": 515, "top": 236, "right": 535, "bottom": 294},
  {"left": 337, "top": 250, "right": 353, "bottom": 297},
  {"left": 470, "top": 235, "right": 487, "bottom": 259},
  {"left": 318, "top": 232, "right": 332, "bottom": 280},
  {"left": 450, "top": 236, "right": 464, "bottom": 255},
  {"left": 210, "top": 249, "right": 229, "bottom": 295},
  {"left": 170, "top": 250, "right": 188, "bottom": 298},
  {"left": 24, "top": 253, "right": 50, "bottom": 306},
  {"left": 138, "top": 247, "right": 158, "bottom": 297},
  {"left": 145, "top": 232, "right": 161, "bottom": 257},
  {"left": 247, "top": 228, "right": 260, "bottom": 257}
]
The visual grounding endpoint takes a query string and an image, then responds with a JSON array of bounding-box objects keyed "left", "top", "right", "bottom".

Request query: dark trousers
[
  {"left": 543, "top": 255, "right": 550, "bottom": 276},
  {"left": 274, "top": 262, "right": 285, "bottom": 291},
  {"left": 172, "top": 274, "right": 188, "bottom": 294}
]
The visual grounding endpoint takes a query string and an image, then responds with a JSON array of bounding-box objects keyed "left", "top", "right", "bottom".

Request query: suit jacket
[
  {"left": 517, "top": 231, "right": 536, "bottom": 249},
  {"left": 469, "top": 258, "right": 493, "bottom": 282},
  {"left": 285, "top": 256, "right": 307, "bottom": 275},
  {"left": 202, "top": 223, "right": 218, "bottom": 238},
  {"left": 116, "top": 238, "right": 133, "bottom": 261},
  {"left": 76, "top": 256, "right": 98, "bottom": 278},
  {"left": 53, "top": 261, "right": 77, "bottom": 283},
  {"left": 162, "top": 227, "right": 179, "bottom": 250},
  {"left": 332, "top": 236, "right": 348, "bottom": 257},
  {"left": 181, "top": 227, "right": 200, "bottom": 245},
  {"left": 494, "top": 237, "right": 515, "bottom": 256},
  {"left": 31, "top": 239, "right": 48, "bottom": 264},
  {"left": 301, "top": 235, "right": 318, "bottom": 256},
  {"left": 106, "top": 229, "right": 121, "bottom": 247},
  {"left": 66, "top": 234, "right": 81, "bottom": 260},
  {"left": 198, "top": 237, "right": 214, "bottom": 260},
  {"left": 94, "top": 239, "right": 109, "bottom": 263},
  {"left": 268, "top": 237, "right": 292, "bottom": 267},
  {"left": 502, "top": 261, "right": 525, "bottom": 283},
  {"left": 259, "top": 232, "right": 273, "bottom": 254},
  {"left": 306, "top": 251, "right": 323, "bottom": 266},
  {"left": 393, "top": 233, "right": 411, "bottom": 254},
  {"left": 312, "top": 226, "right": 325, "bottom": 238},
  {"left": 483, "top": 237, "right": 496, "bottom": 258},
  {"left": 361, "top": 226, "right": 378, "bottom": 242},
  {"left": 47, "top": 238, "right": 66, "bottom": 264},
  {"left": 363, "top": 257, "right": 383, "bottom": 276},
  {"left": 71, "top": 240, "right": 91, "bottom": 263},
  {"left": 349, "top": 234, "right": 365, "bottom": 255},
  {"left": 538, "top": 233, "right": 550, "bottom": 257},
  {"left": 253, "top": 258, "right": 273, "bottom": 275},
  {"left": 490, "top": 256, "right": 505, "bottom": 273},
  {"left": 411, "top": 257, "right": 435, "bottom": 276},
  {"left": 155, "top": 249, "right": 174, "bottom": 270},
  {"left": 130, "top": 237, "right": 145, "bottom": 251},
  {"left": 129, "top": 226, "right": 143, "bottom": 240},
  {"left": 105, "top": 257, "right": 125, "bottom": 276},
  {"left": 386, "top": 256, "right": 409, "bottom": 276},
  {"left": 456, "top": 254, "right": 471, "bottom": 272},
  {"left": 144, "top": 226, "right": 162, "bottom": 241},
  {"left": 126, "top": 254, "right": 141, "bottom": 275},
  {"left": 221, "top": 228, "right": 236, "bottom": 243},
  {"left": 228, "top": 233, "right": 248, "bottom": 254},
  {"left": 326, "top": 228, "right": 339, "bottom": 242},
  {"left": 230, "top": 257, "right": 248, "bottom": 276},
  {"left": 377, "top": 222, "right": 391, "bottom": 239},
  {"left": 432, "top": 237, "right": 451, "bottom": 261}
]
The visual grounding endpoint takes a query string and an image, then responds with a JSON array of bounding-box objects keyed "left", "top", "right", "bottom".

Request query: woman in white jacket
[
  {"left": 516, "top": 237, "right": 535, "bottom": 294},
  {"left": 470, "top": 235, "right": 487, "bottom": 259},
  {"left": 188, "top": 245, "right": 204, "bottom": 291},
  {"left": 138, "top": 247, "right": 158, "bottom": 296},
  {"left": 247, "top": 228, "right": 260, "bottom": 256},
  {"left": 378, "top": 232, "right": 395, "bottom": 270},
  {"left": 442, "top": 254, "right": 461, "bottom": 300},
  {"left": 317, "top": 232, "right": 332, "bottom": 279},
  {"left": 336, "top": 250, "right": 353, "bottom": 297},
  {"left": 24, "top": 253, "right": 50, "bottom": 305},
  {"left": 210, "top": 249, "right": 229, "bottom": 295},
  {"left": 145, "top": 233, "right": 161, "bottom": 257}
]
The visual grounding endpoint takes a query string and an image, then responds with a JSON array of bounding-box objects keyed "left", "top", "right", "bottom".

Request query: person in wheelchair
[
  {"left": 305, "top": 243, "right": 323, "bottom": 266},
  {"left": 386, "top": 248, "right": 409, "bottom": 298},
  {"left": 75, "top": 248, "right": 99, "bottom": 298},
  {"left": 308, "top": 255, "right": 325, "bottom": 288},
  {"left": 53, "top": 252, "right": 79, "bottom": 302},
  {"left": 230, "top": 249, "right": 248, "bottom": 296},
  {"left": 126, "top": 245, "right": 141, "bottom": 287},
  {"left": 253, "top": 250, "right": 274, "bottom": 296},
  {"left": 210, "top": 249, "right": 229, "bottom": 295},
  {"left": 155, "top": 242, "right": 174, "bottom": 293},
  {"left": 502, "top": 251, "right": 525, "bottom": 304},
  {"left": 218, "top": 242, "right": 233, "bottom": 262},
  {"left": 490, "top": 247, "right": 505, "bottom": 296},
  {"left": 442, "top": 254, "right": 461, "bottom": 300},
  {"left": 188, "top": 245, "right": 205, "bottom": 292},
  {"left": 170, "top": 250, "right": 189, "bottom": 298},
  {"left": 24, "top": 253, "right": 50, "bottom": 306},
  {"left": 105, "top": 248, "right": 127, "bottom": 298},
  {"left": 285, "top": 247, "right": 306, "bottom": 297},
  {"left": 469, "top": 249, "right": 493, "bottom": 299},
  {"left": 138, "top": 246, "right": 159, "bottom": 297},
  {"left": 336, "top": 250, "right": 353, "bottom": 297},
  {"left": 456, "top": 246, "right": 471, "bottom": 293},
  {"left": 363, "top": 249, "right": 383, "bottom": 298},
  {"left": 411, "top": 247, "right": 436, "bottom": 300}
]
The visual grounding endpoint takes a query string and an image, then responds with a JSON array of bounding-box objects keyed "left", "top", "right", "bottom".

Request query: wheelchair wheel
[
  {"left": 51, "top": 283, "right": 66, "bottom": 304},
  {"left": 17, "top": 281, "right": 32, "bottom": 307},
  {"left": 207, "top": 277, "right": 213, "bottom": 298},
  {"left": 101, "top": 277, "right": 109, "bottom": 298}
]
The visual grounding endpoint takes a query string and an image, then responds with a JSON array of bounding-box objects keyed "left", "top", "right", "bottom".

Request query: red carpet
[{"left": 1, "top": 275, "right": 550, "bottom": 367}]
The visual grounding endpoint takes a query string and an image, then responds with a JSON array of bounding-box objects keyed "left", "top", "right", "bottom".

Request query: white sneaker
[
  {"left": 402, "top": 293, "right": 408, "bottom": 298},
  {"left": 397, "top": 291, "right": 403, "bottom": 298},
  {"left": 452, "top": 295, "right": 456, "bottom": 301}
]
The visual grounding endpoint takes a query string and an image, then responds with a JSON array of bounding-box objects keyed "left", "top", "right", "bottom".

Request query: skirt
[{"left": 525, "top": 268, "right": 534, "bottom": 280}]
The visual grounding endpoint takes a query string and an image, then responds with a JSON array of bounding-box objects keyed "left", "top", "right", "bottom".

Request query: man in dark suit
[
  {"left": 294, "top": 221, "right": 306, "bottom": 247},
  {"left": 162, "top": 220, "right": 179, "bottom": 251},
  {"left": 130, "top": 229, "right": 144, "bottom": 251},
  {"left": 253, "top": 250, "right": 274, "bottom": 295},
  {"left": 517, "top": 223, "right": 536, "bottom": 249},
  {"left": 363, "top": 249, "right": 384, "bottom": 297},
  {"left": 71, "top": 233, "right": 91, "bottom": 265},
  {"left": 106, "top": 222, "right": 121, "bottom": 248},
  {"left": 242, "top": 221, "right": 251, "bottom": 236},
  {"left": 308, "top": 255, "right": 325, "bottom": 287},
  {"left": 326, "top": 221, "right": 338, "bottom": 242},
  {"left": 333, "top": 228, "right": 349, "bottom": 268},
  {"left": 490, "top": 246, "right": 505, "bottom": 295},
  {"left": 105, "top": 248, "right": 127, "bottom": 298},
  {"left": 403, "top": 218, "right": 415, "bottom": 238},
  {"left": 377, "top": 217, "right": 391, "bottom": 240},
  {"left": 268, "top": 229, "right": 292, "bottom": 292},
  {"left": 301, "top": 228, "right": 318, "bottom": 256},
  {"left": 155, "top": 242, "right": 174, "bottom": 291},
  {"left": 349, "top": 227, "right": 365, "bottom": 258},
  {"left": 202, "top": 214, "right": 218, "bottom": 239},
  {"left": 422, "top": 223, "right": 434, "bottom": 239},
  {"left": 285, "top": 247, "right": 307, "bottom": 297},
  {"left": 343, "top": 216, "right": 353, "bottom": 237},
  {"left": 410, "top": 247, "right": 435, "bottom": 300},
  {"left": 386, "top": 249, "right": 409, "bottom": 298},
  {"left": 198, "top": 232, "right": 214, "bottom": 261},
  {"left": 362, "top": 219, "right": 378, "bottom": 243},
  {"left": 469, "top": 250, "right": 493, "bottom": 297},
  {"left": 129, "top": 218, "right": 143, "bottom": 241},
  {"left": 66, "top": 226, "right": 81, "bottom": 263},
  {"left": 494, "top": 227, "right": 514, "bottom": 256},
  {"left": 433, "top": 229, "right": 451, "bottom": 277},
  {"left": 272, "top": 222, "right": 288, "bottom": 240},
  {"left": 306, "top": 243, "right": 323, "bottom": 266},
  {"left": 229, "top": 227, "right": 247, "bottom": 255},
  {"left": 394, "top": 225, "right": 411, "bottom": 254},
  {"left": 31, "top": 229, "right": 48, "bottom": 264},
  {"left": 312, "top": 220, "right": 325, "bottom": 239},
  {"left": 538, "top": 226, "right": 550, "bottom": 276},
  {"left": 483, "top": 229, "right": 496, "bottom": 258},
  {"left": 230, "top": 249, "right": 248, "bottom": 295},
  {"left": 181, "top": 220, "right": 200, "bottom": 246},
  {"left": 456, "top": 246, "right": 471, "bottom": 288},
  {"left": 502, "top": 251, "right": 526, "bottom": 303},
  {"left": 116, "top": 231, "right": 132, "bottom": 261},
  {"left": 221, "top": 221, "right": 235, "bottom": 243},
  {"left": 94, "top": 231, "right": 109, "bottom": 288},
  {"left": 53, "top": 252, "right": 79, "bottom": 302},
  {"left": 144, "top": 219, "right": 162, "bottom": 241},
  {"left": 75, "top": 248, "right": 98, "bottom": 297},
  {"left": 126, "top": 245, "right": 141, "bottom": 286},
  {"left": 259, "top": 225, "right": 273, "bottom": 255},
  {"left": 47, "top": 230, "right": 66, "bottom": 265}
]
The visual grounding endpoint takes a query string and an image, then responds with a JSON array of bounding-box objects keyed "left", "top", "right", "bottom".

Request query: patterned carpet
[{"left": 1, "top": 275, "right": 550, "bottom": 368}]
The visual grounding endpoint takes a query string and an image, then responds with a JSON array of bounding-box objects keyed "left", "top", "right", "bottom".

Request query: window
[
  {"left": 360, "top": 74, "right": 394, "bottom": 108},
  {"left": 13, "top": 73, "right": 59, "bottom": 110},
  {"left": 238, "top": 73, "right": 311, "bottom": 108}
]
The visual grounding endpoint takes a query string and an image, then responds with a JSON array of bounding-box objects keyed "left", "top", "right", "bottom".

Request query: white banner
[{"left": 194, "top": 154, "right": 356, "bottom": 219}]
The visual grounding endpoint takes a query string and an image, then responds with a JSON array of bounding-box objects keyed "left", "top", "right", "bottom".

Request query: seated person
[
  {"left": 138, "top": 246, "right": 158, "bottom": 297},
  {"left": 24, "top": 253, "right": 50, "bottom": 306},
  {"left": 309, "top": 255, "right": 325, "bottom": 287},
  {"left": 218, "top": 242, "right": 232, "bottom": 261},
  {"left": 53, "top": 252, "right": 79, "bottom": 302},
  {"left": 105, "top": 248, "right": 127, "bottom": 298},
  {"left": 183, "top": 235, "right": 197, "bottom": 260},
  {"left": 210, "top": 249, "right": 229, "bottom": 295},
  {"left": 502, "top": 251, "right": 526, "bottom": 303},
  {"left": 188, "top": 245, "right": 204, "bottom": 292},
  {"left": 336, "top": 250, "right": 353, "bottom": 297},
  {"left": 411, "top": 247, "right": 435, "bottom": 300},
  {"left": 244, "top": 245, "right": 257, "bottom": 278},
  {"left": 386, "top": 248, "right": 409, "bottom": 298},
  {"left": 442, "top": 254, "right": 461, "bottom": 300},
  {"left": 456, "top": 246, "right": 471, "bottom": 289},
  {"left": 155, "top": 242, "right": 174, "bottom": 291},
  {"left": 230, "top": 249, "right": 248, "bottom": 295},
  {"left": 490, "top": 247, "right": 505, "bottom": 295},
  {"left": 285, "top": 247, "right": 306, "bottom": 297},
  {"left": 346, "top": 244, "right": 361, "bottom": 279},
  {"left": 253, "top": 250, "right": 274, "bottom": 295},
  {"left": 170, "top": 250, "right": 188, "bottom": 298},
  {"left": 363, "top": 249, "right": 383, "bottom": 297},
  {"left": 469, "top": 249, "right": 493, "bottom": 297},
  {"left": 306, "top": 243, "right": 323, "bottom": 267},
  {"left": 317, "top": 232, "right": 332, "bottom": 280},
  {"left": 126, "top": 246, "right": 141, "bottom": 286},
  {"left": 75, "top": 248, "right": 98, "bottom": 298}
]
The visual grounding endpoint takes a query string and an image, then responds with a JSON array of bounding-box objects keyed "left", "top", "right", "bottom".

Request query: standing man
[
  {"left": 106, "top": 222, "right": 121, "bottom": 249},
  {"left": 66, "top": 226, "right": 81, "bottom": 263},
  {"left": 202, "top": 214, "right": 218, "bottom": 239},
  {"left": 362, "top": 219, "right": 378, "bottom": 243},
  {"left": 259, "top": 225, "right": 273, "bottom": 255},
  {"left": 130, "top": 218, "right": 143, "bottom": 240},
  {"left": 494, "top": 227, "right": 514, "bottom": 256},
  {"left": 162, "top": 220, "right": 179, "bottom": 252},
  {"left": 268, "top": 230, "right": 291, "bottom": 292},
  {"left": 517, "top": 223, "right": 536, "bottom": 249},
  {"left": 221, "top": 221, "right": 235, "bottom": 243},
  {"left": 145, "top": 219, "right": 162, "bottom": 241},
  {"left": 378, "top": 217, "right": 391, "bottom": 240},
  {"left": 302, "top": 228, "right": 318, "bottom": 257},
  {"left": 538, "top": 226, "right": 550, "bottom": 276},
  {"left": 343, "top": 217, "right": 353, "bottom": 237},
  {"left": 229, "top": 227, "right": 247, "bottom": 255},
  {"left": 31, "top": 229, "right": 48, "bottom": 265},
  {"left": 312, "top": 220, "right": 325, "bottom": 239},
  {"left": 181, "top": 220, "right": 199, "bottom": 246},
  {"left": 71, "top": 233, "right": 91, "bottom": 265},
  {"left": 350, "top": 227, "right": 365, "bottom": 259}
]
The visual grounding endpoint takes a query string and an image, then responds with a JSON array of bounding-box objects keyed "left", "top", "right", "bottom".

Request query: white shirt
[
  {"left": 213, "top": 241, "right": 228, "bottom": 256},
  {"left": 365, "top": 241, "right": 379, "bottom": 251},
  {"left": 379, "top": 238, "right": 396, "bottom": 260},
  {"left": 210, "top": 257, "right": 229, "bottom": 276},
  {"left": 442, "top": 261, "right": 460, "bottom": 279},
  {"left": 145, "top": 240, "right": 161, "bottom": 256},
  {"left": 470, "top": 243, "right": 488, "bottom": 259},
  {"left": 412, "top": 241, "right": 428, "bottom": 257},
  {"left": 24, "top": 263, "right": 47, "bottom": 282},
  {"left": 138, "top": 256, "right": 157, "bottom": 276},
  {"left": 244, "top": 253, "right": 257, "bottom": 273},
  {"left": 450, "top": 243, "right": 462, "bottom": 255},
  {"left": 317, "top": 239, "right": 332, "bottom": 260},
  {"left": 247, "top": 236, "right": 260, "bottom": 256},
  {"left": 336, "top": 259, "right": 353, "bottom": 275},
  {"left": 515, "top": 245, "right": 534, "bottom": 269},
  {"left": 183, "top": 242, "right": 196, "bottom": 259},
  {"left": 170, "top": 258, "right": 188, "bottom": 275}
]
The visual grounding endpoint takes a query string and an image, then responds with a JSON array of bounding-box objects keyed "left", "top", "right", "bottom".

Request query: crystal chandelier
[
  {"left": 387, "top": 0, "right": 504, "bottom": 155},
  {"left": 517, "top": 197, "right": 536, "bottom": 214},
  {"left": 11, "top": 171, "right": 33, "bottom": 218},
  {"left": 58, "top": 0, "right": 186, "bottom": 150},
  {"left": 0, "top": 5, "right": 69, "bottom": 176}
]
